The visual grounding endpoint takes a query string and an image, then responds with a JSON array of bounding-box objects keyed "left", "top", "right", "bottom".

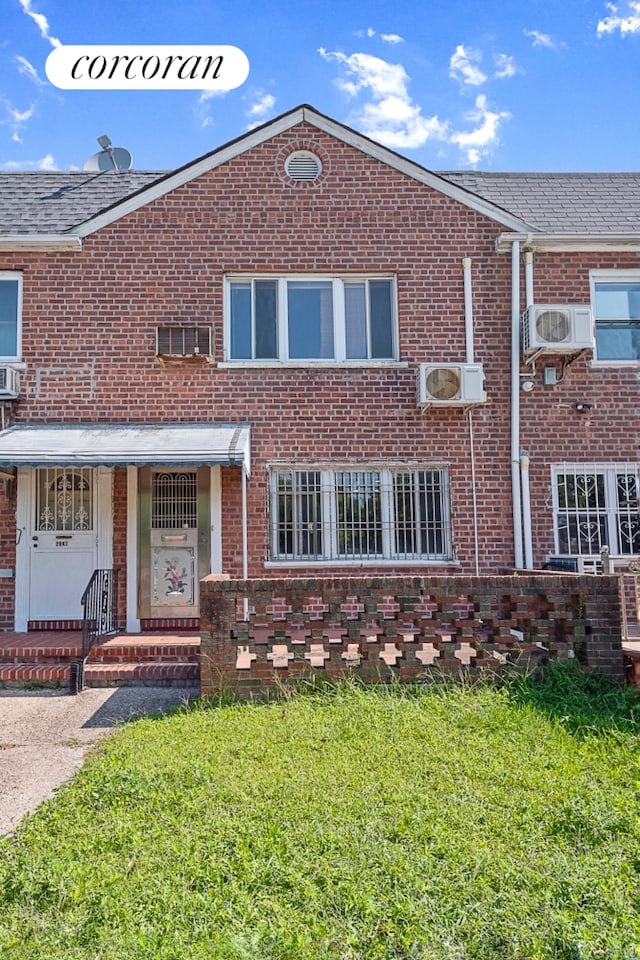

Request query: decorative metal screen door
[
  {"left": 29, "top": 467, "right": 98, "bottom": 620},
  {"left": 138, "top": 467, "right": 211, "bottom": 619}
]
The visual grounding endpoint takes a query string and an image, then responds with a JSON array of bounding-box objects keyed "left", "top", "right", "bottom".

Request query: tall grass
[{"left": 0, "top": 666, "right": 638, "bottom": 959}]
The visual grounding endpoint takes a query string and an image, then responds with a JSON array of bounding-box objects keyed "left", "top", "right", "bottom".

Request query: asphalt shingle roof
[
  {"left": 0, "top": 170, "right": 164, "bottom": 234},
  {"left": 1, "top": 166, "right": 639, "bottom": 236},
  {"left": 438, "top": 171, "right": 640, "bottom": 234}
]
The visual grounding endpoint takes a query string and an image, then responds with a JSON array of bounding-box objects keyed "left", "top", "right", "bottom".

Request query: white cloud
[
  {"left": 1, "top": 153, "right": 56, "bottom": 170},
  {"left": 494, "top": 53, "right": 517, "bottom": 78},
  {"left": 18, "top": 0, "right": 61, "bottom": 48},
  {"left": 245, "top": 92, "right": 276, "bottom": 130},
  {"left": 449, "top": 44, "right": 487, "bottom": 86},
  {"left": 247, "top": 93, "right": 276, "bottom": 118},
  {"left": 1, "top": 99, "right": 35, "bottom": 142},
  {"left": 354, "top": 28, "right": 404, "bottom": 44},
  {"left": 319, "top": 48, "right": 449, "bottom": 148},
  {"left": 523, "top": 28, "right": 563, "bottom": 48},
  {"left": 14, "top": 55, "right": 46, "bottom": 86},
  {"left": 597, "top": 1, "right": 640, "bottom": 35},
  {"left": 449, "top": 94, "right": 510, "bottom": 165}
]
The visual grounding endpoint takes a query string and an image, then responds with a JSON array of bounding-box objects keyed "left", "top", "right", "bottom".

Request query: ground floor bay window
[
  {"left": 270, "top": 466, "right": 451, "bottom": 563},
  {"left": 552, "top": 464, "right": 640, "bottom": 557}
]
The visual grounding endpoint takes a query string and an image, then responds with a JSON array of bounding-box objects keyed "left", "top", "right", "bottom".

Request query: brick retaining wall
[{"left": 200, "top": 574, "right": 624, "bottom": 698}]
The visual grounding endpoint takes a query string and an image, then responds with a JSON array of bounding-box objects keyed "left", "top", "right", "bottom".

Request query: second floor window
[
  {"left": 0, "top": 273, "right": 22, "bottom": 360},
  {"left": 225, "top": 275, "right": 396, "bottom": 362},
  {"left": 592, "top": 272, "right": 640, "bottom": 361}
]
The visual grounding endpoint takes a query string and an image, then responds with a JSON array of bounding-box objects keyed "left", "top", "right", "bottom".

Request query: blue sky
[{"left": 1, "top": 0, "right": 640, "bottom": 173}]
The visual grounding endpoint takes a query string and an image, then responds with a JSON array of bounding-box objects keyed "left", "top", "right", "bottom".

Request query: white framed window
[
  {"left": 552, "top": 464, "right": 640, "bottom": 556},
  {"left": 224, "top": 275, "right": 397, "bottom": 362},
  {"left": 0, "top": 272, "right": 22, "bottom": 360},
  {"left": 591, "top": 270, "right": 640, "bottom": 362},
  {"left": 270, "top": 466, "right": 451, "bottom": 562}
]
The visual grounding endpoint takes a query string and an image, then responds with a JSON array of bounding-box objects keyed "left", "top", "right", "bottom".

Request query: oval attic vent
[{"left": 285, "top": 150, "right": 322, "bottom": 182}]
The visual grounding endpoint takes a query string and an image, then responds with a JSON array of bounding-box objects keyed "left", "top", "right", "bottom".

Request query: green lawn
[{"left": 1, "top": 667, "right": 639, "bottom": 960}]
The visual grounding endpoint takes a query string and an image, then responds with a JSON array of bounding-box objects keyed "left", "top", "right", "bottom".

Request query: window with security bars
[
  {"left": 156, "top": 326, "right": 211, "bottom": 357},
  {"left": 272, "top": 467, "right": 451, "bottom": 562},
  {"left": 36, "top": 468, "right": 93, "bottom": 532},
  {"left": 152, "top": 471, "right": 197, "bottom": 529},
  {"left": 553, "top": 465, "right": 640, "bottom": 556}
]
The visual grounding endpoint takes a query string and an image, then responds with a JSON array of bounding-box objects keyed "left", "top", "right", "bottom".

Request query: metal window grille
[
  {"left": 152, "top": 471, "right": 197, "bottom": 529},
  {"left": 156, "top": 326, "right": 211, "bottom": 356},
  {"left": 273, "top": 467, "right": 450, "bottom": 561},
  {"left": 36, "top": 468, "right": 94, "bottom": 532},
  {"left": 554, "top": 464, "right": 640, "bottom": 556}
]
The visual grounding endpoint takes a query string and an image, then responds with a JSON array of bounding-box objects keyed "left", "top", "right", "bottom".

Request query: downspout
[
  {"left": 511, "top": 241, "right": 524, "bottom": 568},
  {"left": 520, "top": 454, "right": 533, "bottom": 569},
  {"left": 522, "top": 251, "right": 534, "bottom": 569},
  {"left": 463, "top": 257, "right": 474, "bottom": 364},
  {"left": 241, "top": 466, "right": 249, "bottom": 619},
  {"left": 463, "top": 257, "right": 480, "bottom": 575}
]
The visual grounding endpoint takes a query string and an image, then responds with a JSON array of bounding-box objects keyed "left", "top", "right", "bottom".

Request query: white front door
[{"left": 28, "top": 467, "right": 98, "bottom": 621}]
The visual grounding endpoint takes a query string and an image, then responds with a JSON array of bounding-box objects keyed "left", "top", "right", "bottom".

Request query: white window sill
[
  {"left": 264, "top": 559, "right": 459, "bottom": 569},
  {"left": 588, "top": 360, "right": 640, "bottom": 368},
  {"left": 218, "top": 360, "right": 408, "bottom": 370}
]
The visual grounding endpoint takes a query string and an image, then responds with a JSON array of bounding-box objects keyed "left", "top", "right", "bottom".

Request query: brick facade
[{"left": 0, "top": 108, "right": 639, "bottom": 632}]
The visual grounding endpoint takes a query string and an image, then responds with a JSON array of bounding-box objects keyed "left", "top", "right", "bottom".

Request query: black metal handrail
[{"left": 71, "top": 568, "right": 121, "bottom": 693}]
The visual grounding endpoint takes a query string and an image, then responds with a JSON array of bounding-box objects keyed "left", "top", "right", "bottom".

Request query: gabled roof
[{"left": 0, "top": 104, "right": 639, "bottom": 245}]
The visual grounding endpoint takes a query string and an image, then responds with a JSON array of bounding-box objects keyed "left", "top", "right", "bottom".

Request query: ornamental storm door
[
  {"left": 29, "top": 467, "right": 98, "bottom": 620},
  {"left": 138, "top": 467, "right": 211, "bottom": 619}
]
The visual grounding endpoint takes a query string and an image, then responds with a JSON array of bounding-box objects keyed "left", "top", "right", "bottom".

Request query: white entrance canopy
[{"left": 0, "top": 423, "right": 251, "bottom": 474}]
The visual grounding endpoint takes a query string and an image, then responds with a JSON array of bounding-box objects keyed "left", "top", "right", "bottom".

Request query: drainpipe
[
  {"left": 241, "top": 466, "right": 249, "bottom": 619},
  {"left": 463, "top": 257, "right": 480, "bottom": 575},
  {"left": 463, "top": 257, "right": 474, "bottom": 364},
  {"left": 520, "top": 454, "right": 533, "bottom": 569},
  {"left": 524, "top": 251, "right": 534, "bottom": 309},
  {"left": 511, "top": 241, "right": 524, "bottom": 568},
  {"left": 522, "top": 251, "right": 535, "bottom": 569}
]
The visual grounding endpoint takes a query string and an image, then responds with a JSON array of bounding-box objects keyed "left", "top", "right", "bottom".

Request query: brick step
[
  {"left": 83, "top": 661, "right": 200, "bottom": 687},
  {"left": 0, "top": 642, "right": 81, "bottom": 664},
  {"left": 89, "top": 637, "right": 200, "bottom": 664},
  {"left": 0, "top": 662, "right": 72, "bottom": 687}
]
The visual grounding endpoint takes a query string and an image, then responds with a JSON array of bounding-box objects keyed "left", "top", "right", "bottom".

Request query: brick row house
[{"left": 0, "top": 104, "right": 639, "bottom": 634}]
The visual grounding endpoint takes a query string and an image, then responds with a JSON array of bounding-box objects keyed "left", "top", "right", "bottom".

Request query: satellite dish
[{"left": 83, "top": 135, "right": 133, "bottom": 171}]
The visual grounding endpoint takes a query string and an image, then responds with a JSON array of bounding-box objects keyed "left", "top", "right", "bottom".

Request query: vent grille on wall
[
  {"left": 284, "top": 151, "right": 322, "bottom": 182},
  {"left": 156, "top": 327, "right": 211, "bottom": 357}
]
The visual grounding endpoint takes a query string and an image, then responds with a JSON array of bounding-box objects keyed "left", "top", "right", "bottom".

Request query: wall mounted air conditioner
[
  {"left": 417, "top": 362, "right": 486, "bottom": 409},
  {"left": 0, "top": 366, "right": 19, "bottom": 400},
  {"left": 522, "top": 304, "right": 593, "bottom": 356}
]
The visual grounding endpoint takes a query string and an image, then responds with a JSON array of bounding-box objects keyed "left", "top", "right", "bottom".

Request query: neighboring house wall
[{"left": 519, "top": 251, "right": 640, "bottom": 565}]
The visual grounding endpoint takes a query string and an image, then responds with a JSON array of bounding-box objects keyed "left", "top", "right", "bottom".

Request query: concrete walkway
[{"left": 0, "top": 686, "right": 199, "bottom": 837}]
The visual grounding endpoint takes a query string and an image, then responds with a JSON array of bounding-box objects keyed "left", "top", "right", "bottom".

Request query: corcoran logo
[{"left": 46, "top": 45, "right": 249, "bottom": 90}]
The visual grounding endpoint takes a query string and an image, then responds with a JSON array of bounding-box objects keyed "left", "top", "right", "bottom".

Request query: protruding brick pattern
[{"left": 200, "top": 574, "right": 625, "bottom": 699}]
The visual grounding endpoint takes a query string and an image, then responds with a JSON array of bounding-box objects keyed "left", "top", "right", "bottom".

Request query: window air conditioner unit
[
  {"left": 417, "top": 363, "right": 486, "bottom": 409},
  {"left": 0, "top": 366, "right": 19, "bottom": 399},
  {"left": 522, "top": 304, "right": 593, "bottom": 356},
  {"left": 156, "top": 326, "right": 211, "bottom": 357}
]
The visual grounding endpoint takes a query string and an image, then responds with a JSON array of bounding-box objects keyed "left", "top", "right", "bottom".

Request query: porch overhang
[{"left": 0, "top": 423, "right": 251, "bottom": 475}]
